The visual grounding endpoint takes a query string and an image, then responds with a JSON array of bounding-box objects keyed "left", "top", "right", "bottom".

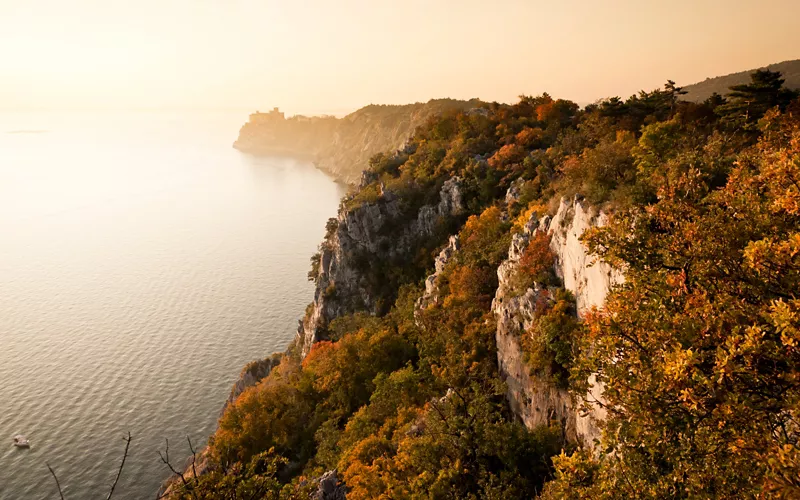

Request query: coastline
[
  {"left": 233, "top": 141, "right": 355, "bottom": 188},
  {"left": 232, "top": 141, "right": 317, "bottom": 162},
  {"left": 160, "top": 147, "right": 347, "bottom": 495}
]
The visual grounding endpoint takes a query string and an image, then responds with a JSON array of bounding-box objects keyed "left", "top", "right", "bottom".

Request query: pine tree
[
  {"left": 664, "top": 79, "right": 688, "bottom": 112},
  {"left": 717, "top": 69, "right": 798, "bottom": 128}
]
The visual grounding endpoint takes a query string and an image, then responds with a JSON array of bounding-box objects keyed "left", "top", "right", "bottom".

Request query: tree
[
  {"left": 664, "top": 79, "right": 688, "bottom": 112},
  {"left": 717, "top": 69, "right": 799, "bottom": 128},
  {"left": 544, "top": 107, "right": 800, "bottom": 498},
  {"left": 162, "top": 444, "right": 286, "bottom": 500}
]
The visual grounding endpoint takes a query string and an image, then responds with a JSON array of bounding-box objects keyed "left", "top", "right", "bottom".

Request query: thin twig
[
  {"left": 46, "top": 462, "right": 65, "bottom": 500},
  {"left": 106, "top": 431, "right": 133, "bottom": 500},
  {"left": 187, "top": 436, "right": 198, "bottom": 480},
  {"left": 158, "top": 439, "right": 198, "bottom": 500}
]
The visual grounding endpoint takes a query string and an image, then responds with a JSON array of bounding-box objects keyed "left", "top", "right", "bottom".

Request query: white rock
[
  {"left": 492, "top": 196, "right": 619, "bottom": 447},
  {"left": 300, "top": 177, "right": 464, "bottom": 357}
]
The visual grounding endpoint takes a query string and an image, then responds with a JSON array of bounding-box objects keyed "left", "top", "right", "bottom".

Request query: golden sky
[{"left": 1, "top": 0, "right": 798, "bottom": 114}]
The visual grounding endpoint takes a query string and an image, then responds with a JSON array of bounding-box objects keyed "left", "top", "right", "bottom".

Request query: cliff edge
[{"left": 233, "top": 100, "right": 481, "bottom": 183}]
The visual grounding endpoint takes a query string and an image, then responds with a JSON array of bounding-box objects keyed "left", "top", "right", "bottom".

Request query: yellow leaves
[
  {"left": 346, "top": 435, "right": 394, "bottom": 467},
  {"left": 763, "top": 442, "right": 800, "bottom": 498},
  {"left": 515, "top": 127, "right": 545, "bottom": 148},
  {"left": 541, "top": 449, "right": 601, "bottom": 499},
  {"left": 767, "top": 154, "right": 800, "bottom": 216},
  {"left": 462, "top": 213, "right": 481, "bottom": 236},
  {"left": 677, "top": 388, "right": 699, "bottom": 411},
  {"left": 775, "top": 184, "right": 800, "bottom": 216},
  {"left": 744, "top": 233, "right": 800, "bottom": 276},
  {"left": 615, "top": 129, "right": 636, "bottom": 145},
  {"left": 462, "top": 206, "right": 503, "bottom": 247},
  {"left": 767, "top": 299, "right": 800, "bottom": 348},
  {"left": 752, "top": 121, "right": 800, "bottom": 216},
  {"left": 488, "top": 143, "right": 526, "bottom": 169},
  {"left": 714, "top": 348, "right": 735, "bottom": 384},
  {"left": 729, "top": 438, "right": 748, "bottom": 455},
  {"left": 512, "top": 202, "right": 546, "bottom": 233},
  {"left": 665, "top": 270, "right": 688, "bottom": 297},
  {"left": 744, "top": 239, "right": 771, "bottom": 274},
  {"left": 665, "top": 348, "right": 698, "bottom": 382}
]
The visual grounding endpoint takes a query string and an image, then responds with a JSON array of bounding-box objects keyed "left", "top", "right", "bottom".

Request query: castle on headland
[{"left": 248, "top": 107, "right": 285, "bottom": 124}]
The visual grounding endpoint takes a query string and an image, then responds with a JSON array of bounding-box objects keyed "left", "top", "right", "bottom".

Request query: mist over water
[{"left": 0, "top": 112, "right": 345, "bottom": 499}]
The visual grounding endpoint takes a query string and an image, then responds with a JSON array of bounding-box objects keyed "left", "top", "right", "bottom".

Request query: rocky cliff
[
  {"left": 221, "top": 353, "right": 283, "bottom": 414},
  {"left": 415, "top": 234, "right": 460, "bottom": 315},
  {"left": 233, "top": 99, "right": 481, "bottom": 184},
  {"left": 492, "top": 196, "right": 620, "bottom": 446},
  {"left": 299, "top": 177, "right": 464, "bottom": 356}
]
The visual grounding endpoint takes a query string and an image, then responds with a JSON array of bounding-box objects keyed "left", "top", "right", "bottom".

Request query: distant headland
[{"left": 233, "top": 99, "right": 482, "bottom": 184}]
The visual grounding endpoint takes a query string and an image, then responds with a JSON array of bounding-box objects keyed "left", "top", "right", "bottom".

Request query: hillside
[
  {"left": 165, "top": 72, "right": 800, "bottom": 499},
  {"left": 683, "top": 58, "right": 800, "bottom": 101},
  {"left": 233, "top": 99, "right": 481, "bottom": 183},
  {"left": 235, "top": 61, "right": 800, "bottom": 186}
]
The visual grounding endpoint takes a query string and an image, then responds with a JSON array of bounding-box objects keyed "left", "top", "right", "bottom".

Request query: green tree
[
  {"left": 167, "top": 449, "right": 286, "bottom": 500},
  {"left": 717, "top": 69, "right": 798, "bottom": 128},
  {"left": 544, "top": 108, "right": 800, "bottom": 499}
]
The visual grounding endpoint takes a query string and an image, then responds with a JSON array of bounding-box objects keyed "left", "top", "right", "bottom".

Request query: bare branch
[
  {"left": 106, "top": 432, "right": 133, "bottom": 500},
  {"left": 187, "top": 436, "right": 198, "bottom": 482},
  {"left": 46, "top": 462, "right": 65, "bottom": 500},
  {"left": 158, "top": 438, "right": 198, "bottom": 500}
]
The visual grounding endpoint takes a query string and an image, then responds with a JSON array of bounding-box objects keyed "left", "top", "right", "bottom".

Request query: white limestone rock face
[
  {"left": 548, "top": 197, "right": 621, "bottom": 314},
  {"left": 299, "top": 177, "right": 464, "bottom": 357},
  {"left": 415, "top": 234, "right": 460, "bottom": 316},
  {"left": 494, "top": 284, "right": 576, "bottom": 437},
  {"left": 492, "top": 195, "right": 619, "bottom": 446}
]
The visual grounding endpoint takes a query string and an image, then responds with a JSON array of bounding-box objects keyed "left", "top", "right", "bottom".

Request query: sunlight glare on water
[{"left": 0, "top": 111, "right": 345, "bottom": 499}]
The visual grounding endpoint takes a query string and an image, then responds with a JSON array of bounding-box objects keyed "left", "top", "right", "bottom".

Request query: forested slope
[
  {"left": 683, "top": 59, "right": 800, "bottom": 102},
  {"left": 167, "top": 70, "right": 800, "bottom": 499}
]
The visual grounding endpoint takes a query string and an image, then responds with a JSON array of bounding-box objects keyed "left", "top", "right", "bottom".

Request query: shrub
[
  {"left": 510, "top": 231, "right": 559, "bottom": 294},
  {"left": 520, "top": 288, "right": 580, "bottom": 387}
]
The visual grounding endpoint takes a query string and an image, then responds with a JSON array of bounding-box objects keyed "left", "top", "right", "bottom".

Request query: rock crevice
[{"left": 493, "top": 196, "right": 619, "bottom": 446}]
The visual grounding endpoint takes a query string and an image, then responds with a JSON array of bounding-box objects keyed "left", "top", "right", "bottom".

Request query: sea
[{"left": 0, "top": 111, "right": 345, "bottom": 499}]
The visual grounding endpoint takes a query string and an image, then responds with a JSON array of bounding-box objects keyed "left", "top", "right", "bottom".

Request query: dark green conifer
[{"left": 717, "top": 69, "right": 798, "bottom": 127}]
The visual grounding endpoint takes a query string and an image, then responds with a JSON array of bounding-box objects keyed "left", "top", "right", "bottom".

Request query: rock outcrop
[
  {"left": 221, "top": 353, "right": 282, "bottom": 414},
  {"left": 311, "top": 470, "right": 347, "bottom": 500},
  {"left": 233, "top": 100, "right": 481, "bottom": 184},
  {"left": 492, "top": 196, "right": 620, "bottom": 446},
  {"left": 299, "top": 177, "right": 465, "bottom": 357},
  {"left": 548, "top": 197, "right": 619, "bottom": 313},
  {"left": 415, "top": 234, "right": 460, "bottom": 315}
]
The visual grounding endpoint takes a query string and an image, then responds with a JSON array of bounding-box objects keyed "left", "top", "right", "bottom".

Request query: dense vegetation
[
  {"left": 169, "top": 70, "right": 800, "bottom": 498},
  {"left": 682, "top": 59, "right": 800, "bottom": 103}
]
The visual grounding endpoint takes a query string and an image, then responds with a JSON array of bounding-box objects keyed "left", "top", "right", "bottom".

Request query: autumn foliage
[
  {"left": 177, "top": 71, "right": 800, "bottom": 499},
  {"left": 544, "top": 107, "right": 800, "bottom": 499}
]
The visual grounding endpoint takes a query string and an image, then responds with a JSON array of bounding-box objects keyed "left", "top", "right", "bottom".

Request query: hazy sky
[{"left": 1, "top": 0, "right": 798, "bottom": 114}]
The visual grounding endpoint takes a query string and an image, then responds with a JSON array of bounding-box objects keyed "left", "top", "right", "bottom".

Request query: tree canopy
[{"left": 168, "top": 71, "right": 800, "bottom": 499}]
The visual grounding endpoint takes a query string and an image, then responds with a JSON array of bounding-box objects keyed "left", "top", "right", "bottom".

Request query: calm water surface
[{"left": 0, "top": 112, "right": 345, "bottom": 499}]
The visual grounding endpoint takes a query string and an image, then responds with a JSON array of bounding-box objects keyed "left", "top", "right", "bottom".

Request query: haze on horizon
[{"left": 1, "top": 0, "right": 798, "bottom": 115}]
